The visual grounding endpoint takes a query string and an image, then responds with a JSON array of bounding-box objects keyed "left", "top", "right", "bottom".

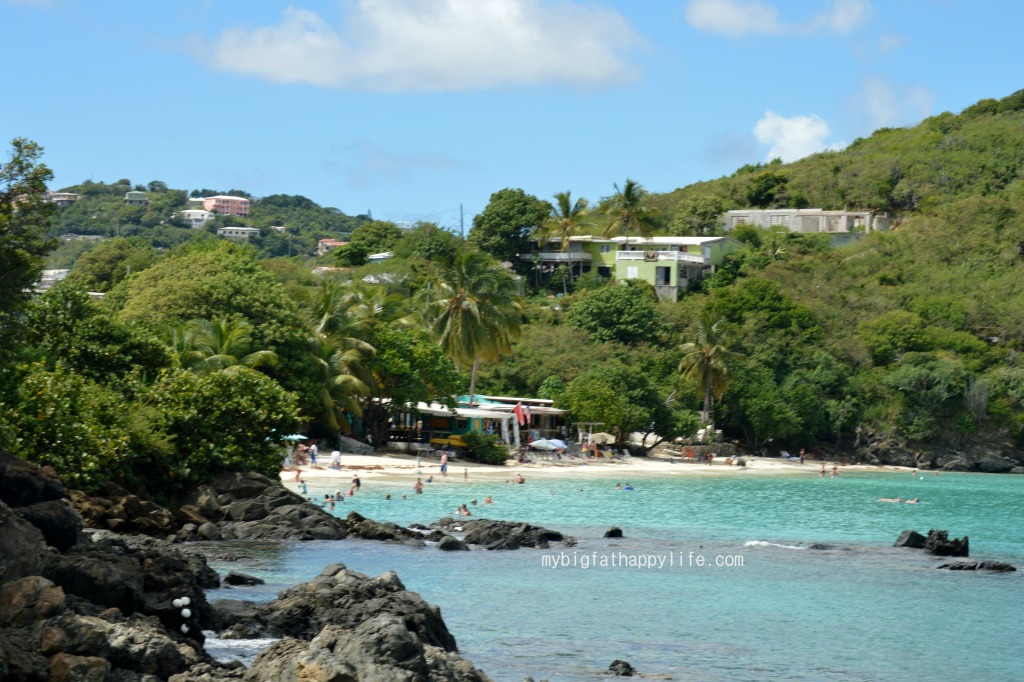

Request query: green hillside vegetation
[
  {"left": 4, "top": 89, "right": 1024, "bottom": 495},
  {"left": 46, "top": 179, "right": 370, "bottom": 264}
]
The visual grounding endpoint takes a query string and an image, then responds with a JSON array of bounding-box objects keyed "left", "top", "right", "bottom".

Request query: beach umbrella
[
  {"left": 282, "top": 434, "right": 308, "bottom": 441},
  {"left": 529, "top": 439, "right": 559, "bottom": 450},
  {"left": 548, "top": 439, "right": 567, "bottom": 449},
  {"left": 590, "top": 432, "right": 616, "bottom": 444}
]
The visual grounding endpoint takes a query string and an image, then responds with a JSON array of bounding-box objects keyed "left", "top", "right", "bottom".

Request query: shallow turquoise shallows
[{"left": 203, "top": 470, "right": 1024, "bottom": 681}]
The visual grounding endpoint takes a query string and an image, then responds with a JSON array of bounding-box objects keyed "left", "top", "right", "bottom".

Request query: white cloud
[
  {"left": 197, "top": 0, "right": 642, "bottom": 92},
  {"left": 854, "top": 75, "right": 935, "bottom": 130},
  {"left": 753, "top": 110, "right": 838, "bottom": 162},
  {"left": 685, "top": 0, "right": 872, "bottom": 38}
]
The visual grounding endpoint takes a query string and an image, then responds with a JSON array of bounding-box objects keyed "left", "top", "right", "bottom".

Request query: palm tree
[
  {"left": 534, "top": 191, "right": 591, "bottom": 290},
  {"left": 185, "top": 318, "right": 278, "bottom": 373},
  {"left": 307, "top": 331, "right": 371, "bottom": 433},
  {"left": 602, "top": 178, "right": 659, "bottom": 247},
  {"left": 678, "top": 313, "right": 743, "bottom": 430},
  {"left": 423, "top": 249, "right": 523, "bottom": 405}
]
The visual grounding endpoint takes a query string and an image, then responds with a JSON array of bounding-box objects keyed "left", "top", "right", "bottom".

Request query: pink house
[{"left": 202, "top": 195, "right": 250, "bottom": 216}]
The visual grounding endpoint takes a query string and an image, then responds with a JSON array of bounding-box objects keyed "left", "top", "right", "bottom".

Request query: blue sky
[{"left": 2, "top": 0, "right": 1020, "bottom": 229}]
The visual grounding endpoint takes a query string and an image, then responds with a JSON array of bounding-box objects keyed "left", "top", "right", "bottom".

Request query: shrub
[{"left": 461, "top": 431, "right": 510, "bottom": 465}]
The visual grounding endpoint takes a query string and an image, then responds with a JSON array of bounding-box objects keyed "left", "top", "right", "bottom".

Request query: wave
[{"left": 743, "top": 540, "right": 806, "bottom": 550}]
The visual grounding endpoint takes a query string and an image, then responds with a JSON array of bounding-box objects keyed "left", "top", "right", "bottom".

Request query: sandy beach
[{"left": 279, "top": 450, "right": 907, "bottom": 486}]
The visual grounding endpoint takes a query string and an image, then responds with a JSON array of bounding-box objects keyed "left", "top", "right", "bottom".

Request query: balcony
[
  {"left": 521, "top": 251, "right": 592, "bottom": 263},
  {"left": 616, "top": 250, "right": 705, "bottom": 264}
]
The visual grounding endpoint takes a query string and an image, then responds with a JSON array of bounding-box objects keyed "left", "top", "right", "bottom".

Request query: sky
[{"left": 2, "top": 0, "right": 1021, "bottom": 230}]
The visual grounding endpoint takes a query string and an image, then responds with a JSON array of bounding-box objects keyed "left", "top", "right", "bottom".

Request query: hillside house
[
  {"left": 178, "top": 209, "right": 213, "bottom": 228},
  {"left": 722, "top": 208, "right": 890, "bottom": 238},
  {"left": 524, "top": 235, "right": 744, "bottom": 302},
  {"left": 217, "top": 226, "right": 259, "bottom": 241},
  {"left": 202, "top": 195, "right": 250, "bottom": 216},
  {"left": 123, "top": 191, "right": 148, "bottom": 206}
]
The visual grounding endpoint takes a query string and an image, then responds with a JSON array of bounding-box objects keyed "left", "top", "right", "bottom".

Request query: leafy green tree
[
  {"left": 678, "top": 313, "right": 743, "bottom": 427},
  {"left": 348, "top": 220, "right": 403, "bottom": 253},
  {"left": 469, "top": 188, "right": 550, "bottom": 270},
  {"left": 332, "top": 243, "right": 368, "bottom": 267},
  {"left": 26, "top": 285, "right": 172, "bottom": 382},
  {"left": 423, "top": 249, "right": 523, "bottom": 405},
  {"left": 0, "top": 362, "right": 161, "bottom": 490},
  {"left": 566, "top": 280, "right": 661, "bottom": 346},
  {"left": 358, "top": 324, "right": 461, "bottom": 447},
  {"left": 146, "top": 366, "right": 301, "bottom": 482},
  {"left": 667, "top": 194, "right": 725, "bottom": 236},
  {"left": 601, "top": 178, "right": 659, "bottom": 246},
  {"left": 0, "top": 138, "right": 55, "bottom": 326},
  {"left": 63, "top": 237, "right": 157, "bottom": 293},
  {"left": 561, "top": 364, "right": 675, "bottom": 447},
  {"left": 393, "top": 221, "right": 465, "bottom": 267},
  {"left": 723, "top": 359, "right": 802, "bottom": 451}
]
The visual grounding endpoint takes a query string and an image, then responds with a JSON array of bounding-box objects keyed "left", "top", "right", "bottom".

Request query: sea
[{"left": 200, "top": 466, "right": 1024, "bottom": 681}]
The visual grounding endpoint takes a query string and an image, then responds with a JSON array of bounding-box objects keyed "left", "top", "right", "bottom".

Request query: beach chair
[{"left": 780, "top": 450, "right": 796, "bottom": 460}]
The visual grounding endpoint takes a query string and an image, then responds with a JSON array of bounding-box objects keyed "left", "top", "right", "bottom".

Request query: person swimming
[
  {"left": 878, "top": 497, "right": 902, "bottom": 503},
  {"left": 906, "top": 498, "right": 921, "bottom": 504}
]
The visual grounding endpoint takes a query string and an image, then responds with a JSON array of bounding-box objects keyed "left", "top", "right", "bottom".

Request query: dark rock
[
  {"left": 807, "top": 543, "right": 836, "bottom": 550},
  {"left": 224, "top": 572, "right": 265, "bottom": 586},
  {"left": 924, "top": 530, "right": 969, "bottom": 557},
  {"left": 209, "top": 471, "right": 276, "bottom": 500},
  {"left": 894, "top": 530, "right": 927, "bottom": 549},
  {"left": 48, "top": 652, "right": 111, "bottom": 681},
  {"left": 33, "top": 501, "right": 81, "bottom": 544},
  {"left": 936, "top": 561, "right": 1016, "bottom": 572},
  {"left": 453, "top": 519, "right": 575, "bottom": 550},
  {"left": 344, "top": 511, "right": 418, "bottom": 542},
  {"left": 0, "top": 576, "right": 66, "bottom": 627},
  {"left": 0, "top": 499, "right": 48, "bottom": 585},
  {"left": 256, "top": 563, "right": 458, "bottom": 651},
  {"left": 609, "top": 659, "right": 636, "bottom": 676},
  {"left": 604, "top": 527, "right": 624, "bottom": 538},
  {"left": 0, "top": 450, "right": 66, "bottom": 507},
  {"left": 436, "top": 536, "right": 469, "bottom": 551},
  {"left": 246, "top": 616, "right": 492, "bottom": 682}
]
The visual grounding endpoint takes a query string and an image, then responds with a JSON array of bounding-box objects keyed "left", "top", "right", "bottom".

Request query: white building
[
  {"left": 178, "top": 209, "right": 214, "bottom": 229},
  {"left": 217, "top": 226, "right": 260, "bottom": 241},
  {"left": 722, "top": 208, "right": 890, "bottom": 234}
]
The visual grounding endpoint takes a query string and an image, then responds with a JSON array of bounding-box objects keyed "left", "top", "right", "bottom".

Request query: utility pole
[{"left": 460, "top": 204, "right": 464, "bottom": 239}]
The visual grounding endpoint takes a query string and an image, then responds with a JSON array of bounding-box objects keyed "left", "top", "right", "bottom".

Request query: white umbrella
[
  {"left": 548, "top": 439, "right": 567, "bottom": 449},
  {"left": 590, "top": 432, "right": 616, "bottom": 444},
  {"left": 529, "top": 439, "right": 559, "bottom": 450},
  {"left": 282, "top": 434, "right": 308, "bottom": 441}
]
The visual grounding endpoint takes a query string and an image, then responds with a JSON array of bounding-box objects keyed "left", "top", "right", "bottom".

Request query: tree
[
  {"left": 63, "top": 237, "right": 157, "bottom": 293},
  {"left": 678, "top": 313, "right": 743, "bottom": 428},
  {"left": 668, "top": 195, "right": 725, "bottom": 236},
  {"left": 0, "top": 138, "right": 55, "bottom": 325},
  {"left": 534, "top": 191, "right": 591, "bottom": 289},
  {"left": 601, "top": 178, "right": 658, "bottom": 246},
  {"left": 561, "top": 364, "right": 676, "bottom": 448},
  {"left": 468, "top": 188, "right": 550, "bottom": 271},
  {"left": 566, "top": 280, "right": 662, "bottom": 346},
  {"left": 182, "top": 317, "right": 279, "bottom": 373},
  {"left": 348, "top": 220, "right": 404, "bottom": 254},
  {"left": 423, "top": 249, "right": 523, "bottom": 405}
]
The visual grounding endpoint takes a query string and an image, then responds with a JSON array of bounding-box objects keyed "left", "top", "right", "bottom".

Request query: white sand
[{"left": 280, "top": 450, "right": 906, "bottom": 486}]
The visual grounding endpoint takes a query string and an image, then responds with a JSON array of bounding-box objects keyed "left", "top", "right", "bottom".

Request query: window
[
  {"left": 769, "top": 214, "right": 789, "bottom": 226},
  {"left": 599, "top": 244, "right": 612, "bottom": 253},
  {"left": 626, "top": 266, "right": 638, "bottom": 279}
]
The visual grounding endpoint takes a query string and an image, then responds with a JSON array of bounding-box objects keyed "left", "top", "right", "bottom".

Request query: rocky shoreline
[{"left": 0, "top": 451, "right": 494, "bottom": 681}]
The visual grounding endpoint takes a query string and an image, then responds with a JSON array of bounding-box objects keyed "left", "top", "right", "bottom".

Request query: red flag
[{"left": 513, "top": 402, "right": 525, "bottom": 426}]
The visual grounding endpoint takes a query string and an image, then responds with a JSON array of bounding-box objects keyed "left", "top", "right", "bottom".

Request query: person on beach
[
  {"left": 799, "top": 448, "right": 805, "bottom": 465},
  {"left": 440, "top": 451, "right": 449, "bottom": 477},
  {"left": 426, "top": 475, "right": 433, "bottom": 483},
  {"left": 831, "top": 465, "right": 839, "bottom": 477},
  {"left": 294, "top": 469, "right": 302, "bottom": 482},
  {"left": 819, "top": 465, "right": 826, "bottom": 477},
  {"left": 330, "top": 450, "right": 341, "bottom": 470},
  {"left": 352, "top": 474, "right": 361, "bottom": 491},
  {"left": 300, "top": 481, "right": 308, "bottom": 495},
  {"left": 514, "top": 473, "right": 525, "bottom": 484},
  {"left": 414, "top": 478, "right": 423, "bottom": 494}
]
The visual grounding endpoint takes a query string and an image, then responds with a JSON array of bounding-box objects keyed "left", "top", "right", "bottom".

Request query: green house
[{"left": 525, "top": 235, "right": 745, "bottom": 301}]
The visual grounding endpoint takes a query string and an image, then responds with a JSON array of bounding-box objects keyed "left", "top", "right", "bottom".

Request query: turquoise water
[{"left": 204, "top": 470, "right": 1024, "bottom": 681}]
